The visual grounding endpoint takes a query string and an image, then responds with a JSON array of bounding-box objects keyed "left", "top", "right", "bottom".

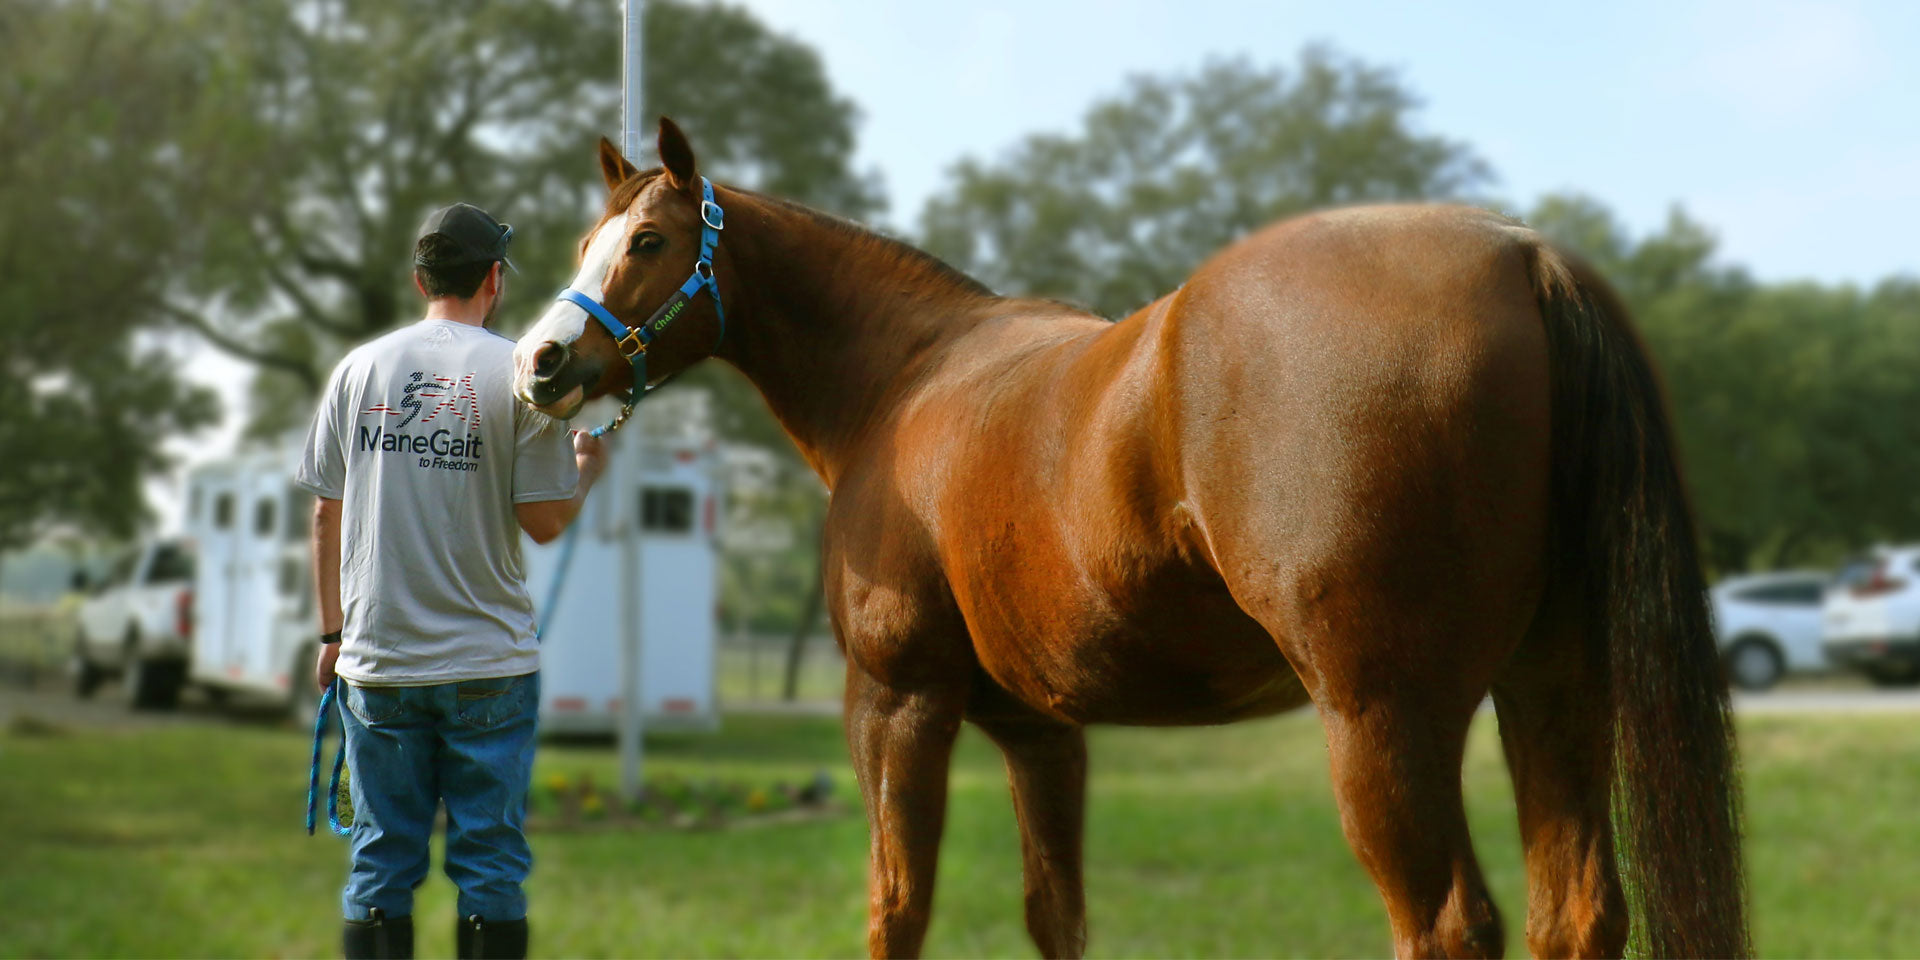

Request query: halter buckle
[
  {"left": 615, "top": 328, "right": 648, "bottom": 359},
  {"left": 701, "top": 201, "right": 725, "bottom": 231}
]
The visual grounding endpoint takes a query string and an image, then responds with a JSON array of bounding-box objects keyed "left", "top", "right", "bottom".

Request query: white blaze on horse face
[{"left": 512, "top": 212, "right": 631, "bottom": 385}]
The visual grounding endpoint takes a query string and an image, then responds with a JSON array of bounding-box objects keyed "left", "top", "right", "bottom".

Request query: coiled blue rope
[{"left": 306, "top": 678, "right": 350, "bottom": 837}]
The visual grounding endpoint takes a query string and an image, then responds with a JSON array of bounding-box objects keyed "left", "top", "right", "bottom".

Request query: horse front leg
[
  {"left": 845, "top": 662, "right": 966, "bottom": 959},
  {"left": 973, "top": 711, "right": 1088, "bottom": 959}
]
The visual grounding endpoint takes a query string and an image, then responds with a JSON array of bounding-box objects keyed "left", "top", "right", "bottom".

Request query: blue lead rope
[
  {"left": 536, "top": 516, "right": 584, "bottom": 640},
  {"left": 306, "top": 678, "right": 351, "bottom": 837}
]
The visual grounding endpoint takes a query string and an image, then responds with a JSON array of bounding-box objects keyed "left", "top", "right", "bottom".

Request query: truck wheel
[
  {"left": 125, "top": 652, "right": 185, "bottom": 711},
  {"left": 1725, "top": 637, "right": 1784, "bottom": 692},
  {"left": 72, "top": 633, "right": 105, "bottom": 699}
]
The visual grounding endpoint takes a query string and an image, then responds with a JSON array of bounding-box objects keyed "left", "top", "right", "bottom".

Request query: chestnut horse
[{"left": 512, "top": 120, "right": 1748, "bottom": 959}]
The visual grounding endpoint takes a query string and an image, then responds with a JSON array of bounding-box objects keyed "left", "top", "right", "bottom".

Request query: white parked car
[
  {"left": 1823, "top": 546, "right": 1920, "bottom": 686},
  {"left": 73, "top": 538, "right": 195, "bottom": 708},
  {"left": 1712, "top": 570, "right": 1829, "bottom": 690}
]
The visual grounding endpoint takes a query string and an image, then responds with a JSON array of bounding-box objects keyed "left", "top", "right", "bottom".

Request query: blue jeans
[{"left": 339, "top": 672, "right": 540, "bottom": 922}]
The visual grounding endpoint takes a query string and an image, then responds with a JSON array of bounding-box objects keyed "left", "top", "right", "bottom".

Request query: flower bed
[{"left": 525, "top": 769, "right": 844, "bottom": 832}]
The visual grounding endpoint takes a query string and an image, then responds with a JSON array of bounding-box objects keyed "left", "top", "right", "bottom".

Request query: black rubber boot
[
  {"left": 342, "top": 907, "right": 415, "bottom": 959},
  {"left": 456, "top": 914, "right": 529, "bottom": 960}
]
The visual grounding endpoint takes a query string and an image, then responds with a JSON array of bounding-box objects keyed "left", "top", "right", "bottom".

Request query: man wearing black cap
[{"left": 296, "top": 203, "right": 606, "bottom": 959}]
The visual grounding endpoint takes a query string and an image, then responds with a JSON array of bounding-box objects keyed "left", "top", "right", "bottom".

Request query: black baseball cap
[{"left": 414, "top": 202, "right": 516, "bottom": 272}]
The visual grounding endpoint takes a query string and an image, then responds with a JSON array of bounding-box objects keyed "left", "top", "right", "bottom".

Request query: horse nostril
[{"left": 532, "top": 341, "right": 570, "bottom": 379}]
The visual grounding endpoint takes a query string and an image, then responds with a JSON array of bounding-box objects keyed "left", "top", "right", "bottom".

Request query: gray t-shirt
[{"left": 294, "top": 318, "right": 578, "bottom": 686}]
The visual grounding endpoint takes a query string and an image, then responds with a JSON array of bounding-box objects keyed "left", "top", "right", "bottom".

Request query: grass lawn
[{"left": 1, "top": 707, "right": 1915, "bottom": 958}]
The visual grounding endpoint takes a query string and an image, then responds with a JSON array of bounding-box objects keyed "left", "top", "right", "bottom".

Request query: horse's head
[{"left": 512, "top": 117, "right": 724, "bottom": 420}]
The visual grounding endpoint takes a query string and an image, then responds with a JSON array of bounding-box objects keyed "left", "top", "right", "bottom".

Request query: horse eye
[{"left": 629, "top": 232, "right": 664, "bottom": 255}]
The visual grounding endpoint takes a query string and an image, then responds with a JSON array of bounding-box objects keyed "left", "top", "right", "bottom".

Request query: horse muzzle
[{"left": 513, "top": 340, "right": 595, "bottom": 419}]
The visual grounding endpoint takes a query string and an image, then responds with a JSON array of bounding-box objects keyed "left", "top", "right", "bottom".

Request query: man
[{"left": 296, "top": 202, "right": 606, "bottom": 960}]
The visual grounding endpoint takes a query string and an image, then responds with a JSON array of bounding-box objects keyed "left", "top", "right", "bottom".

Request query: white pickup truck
[{"left": 73, "top": 538, "right": 195, "bottom": 709}]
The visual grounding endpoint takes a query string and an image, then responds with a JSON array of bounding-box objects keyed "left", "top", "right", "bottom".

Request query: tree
[
  {"left": 152, "top": 0, "right": 628, "bottom": 439},
  {"left": 106, "top": 0, "right": 882, "bottom": 441},
  {"left": 642, "top": 1, "right": 883, "bottom": 220},
  {"left": 919, "top": 48, "right": 1492, "bottom": 318},
  {"left": 0, "top": 1, "right": 218, "bottom": 549},
  {"left": 4, "top": 1, "right": 876, "bottom": 626}
]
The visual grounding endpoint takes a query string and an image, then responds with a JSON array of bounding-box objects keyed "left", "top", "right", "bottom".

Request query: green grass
[{"left": 1, "top": 709, "right": 1916, "bottom": 957}]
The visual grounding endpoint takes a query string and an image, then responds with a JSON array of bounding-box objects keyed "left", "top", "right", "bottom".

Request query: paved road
[
  {"left": 1732, "top": 687, "right": 1920, "bottom": 714},
  {"left": 0, "top": 673, "right": 295, "bottom": 733}
]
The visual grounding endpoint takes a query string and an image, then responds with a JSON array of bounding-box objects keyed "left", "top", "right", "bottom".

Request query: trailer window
[
  {"left": 279, "top": 558, "right": 302, "bottom": 596},
  {"left": 640, "top": 487, "right": 695, "bottom": 534},
  {"left": 254, "top": 499, "right": 277, "bottom": 537},
  {"left": 213, "top": 493, "right": 234, "bottom": 530}
]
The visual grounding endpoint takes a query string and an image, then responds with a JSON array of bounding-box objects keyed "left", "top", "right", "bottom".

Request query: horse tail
[{"left": 1529, "top": 242, "right": 1751, "bottom": 958}]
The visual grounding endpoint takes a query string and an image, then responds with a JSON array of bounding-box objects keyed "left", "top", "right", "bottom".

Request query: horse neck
[{"left": 715, "top": 193, "right": 994, "bottom": 487}]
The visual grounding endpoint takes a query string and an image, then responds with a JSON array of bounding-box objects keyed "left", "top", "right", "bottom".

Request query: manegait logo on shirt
[
  {"left": 361, "top": 371, "right": 481, "bottom": 430},
  {"left": 358, "top": 371, "right": 486, "bottom": 473}
]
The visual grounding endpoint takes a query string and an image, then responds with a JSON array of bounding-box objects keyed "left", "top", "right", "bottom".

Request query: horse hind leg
[
  {"left": 1319, "top": 687, "right": 1507, "bottom": 959},
  {"left": 1489, "top": 602, "right": 1629, "bottom": 959},
  {"left": 971, "top": 708, "right": 1088, "bottom": 959},
  {"left": 1225, "top": 560, "right": 1510, "bottom": 956}
]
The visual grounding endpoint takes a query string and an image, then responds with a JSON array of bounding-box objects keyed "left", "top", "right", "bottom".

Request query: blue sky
[{"left": 739, "top": 0, "right": 1918, "bottom": 285}]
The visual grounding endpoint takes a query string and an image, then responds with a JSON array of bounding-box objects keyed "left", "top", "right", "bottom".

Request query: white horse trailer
[
  {"left": 184, "top": 449, "right": 316, "bottom": 710},
  {"left": 524, "top": 426, "right": 721, "bottom": 733},
  {"left": 183, "top": 415, "right": 720, "bottom": 731}
]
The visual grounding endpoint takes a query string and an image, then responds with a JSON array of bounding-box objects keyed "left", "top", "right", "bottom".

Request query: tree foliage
[
  {"left": 0, "top": 1, "right": 218, "bottom": 549},
  {"left": 920, "top": 49, "right": 1491, "bottom": 318},
  {"left": 73, "top": 0, "right": 880, "bottom": 440}
]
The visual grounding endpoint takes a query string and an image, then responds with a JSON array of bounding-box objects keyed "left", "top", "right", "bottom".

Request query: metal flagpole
[
  {"left": 617, "top": 0, "right": 646, "bottom": 804},
  {"left": 622, "top": 0, "right": 646, "bottom": 162}
]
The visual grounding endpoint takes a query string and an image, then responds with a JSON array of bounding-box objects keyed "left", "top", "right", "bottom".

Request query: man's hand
[
  {"left": 315, "top": 641, "right": 341, "bottom": 692},
  {"left": 573, "top": 430, "right": 608, "bottom": 482}
]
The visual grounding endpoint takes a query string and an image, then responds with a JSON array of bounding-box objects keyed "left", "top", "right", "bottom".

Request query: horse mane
[
  {"left": 616, "top": 167, "right": 996, "bottom": 303},
  {"left": 748, "top": 193, "right": 1122, "bottom": 322},
  {"left": 748, "top": 191, "right": 996, "bottom": 300}
]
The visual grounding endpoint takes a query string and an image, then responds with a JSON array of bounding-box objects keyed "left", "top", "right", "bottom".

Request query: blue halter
[{"left": 556, "top": 176, "right": 726, "bottom": 437}]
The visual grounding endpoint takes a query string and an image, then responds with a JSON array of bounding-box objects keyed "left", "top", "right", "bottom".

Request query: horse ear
[
  {"left": 657, "top": 116, "right": 698, "bottom": 191},
  {"left": 598, "top": 136, "right": 637, "bottom": 193}
]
